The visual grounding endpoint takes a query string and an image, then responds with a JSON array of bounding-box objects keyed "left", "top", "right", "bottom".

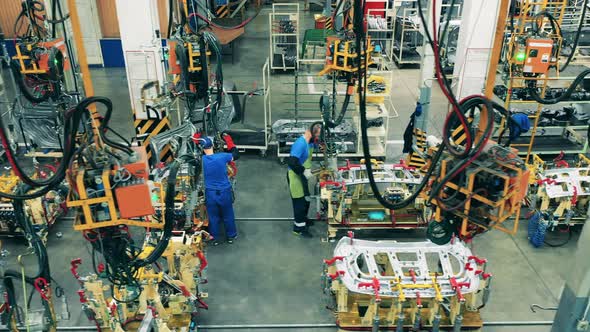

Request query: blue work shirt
[
  {"left": 289, "top": 136, "right": 313, "bottom": 168},
  {"left": 203, "top": 153, "right": 233, "bottom": 190}
]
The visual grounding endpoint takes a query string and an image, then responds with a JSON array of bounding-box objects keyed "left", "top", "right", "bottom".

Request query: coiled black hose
[
  {"left": 528, "top": 69, "right": 590, "bottom": 104},
  {"left": 133, "top": 154, "right": 196, "bottom": 268}
]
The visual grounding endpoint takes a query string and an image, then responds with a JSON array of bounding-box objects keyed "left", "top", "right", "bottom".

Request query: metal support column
[
  {"left": 415, "top": 0, "right": 442, "bottom": 132},
  {"left": 453, "top": 0, "right": 502, "bottom": 99}
]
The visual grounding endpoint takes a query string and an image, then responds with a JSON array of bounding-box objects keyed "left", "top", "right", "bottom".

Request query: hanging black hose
[
  {"left": 532, "top": 11, "right": 563, "bottom": 41},
  {"left": 167, "top": 0, "right": 175, "bottom": 38},
  {"left": 14, "top": 0, "right": 47, "bottom": 40},
  {"left": 132, "top": 155, "right": 194, "bottom": 268},
  {"left": 320, "top": 73, "right": 354, "bottom": 129},
  {"left": 10, "top": 60, "right": 52, "bottom": 103},
  {"left": 356, "top": 0, "right": 511, "bottom": 211},
  {"left": 527, "top": 69, "right": 590, "bottom": 104},
  {"left": 3, "top": 185, "right": 51, "bottom": 286}
]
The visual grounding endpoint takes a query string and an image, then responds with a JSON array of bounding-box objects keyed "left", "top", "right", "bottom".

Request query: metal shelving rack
[
  {"left": 366, "top": 0, "right": 395, "bottom": 61},
  {"left": 391, "top": 0, "right": 422, "bottom": 66},
  {"left": 498, "top": 0, "right": 579, "bottom": 163},
  {"left": 560, "top": 0, "right": 590, "bottom": 66},
  {"left": 269, "top": 3, "right": 300, "bottom": 72},
  {"left": 273, "top": 60, "right": 397, "bottom": 159},
  {"left": 227, "top": 58, "right": 272, "bottom": 157}
]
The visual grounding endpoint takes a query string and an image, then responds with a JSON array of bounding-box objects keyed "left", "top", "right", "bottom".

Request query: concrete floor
[{"left": 0, "top": 2, "right": 578, "bottom": 331}]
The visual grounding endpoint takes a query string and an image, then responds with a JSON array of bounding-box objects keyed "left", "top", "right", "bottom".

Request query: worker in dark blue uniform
[
  {"left": 286, "top": 129, "right": 317, "bottom": 238},
  {"left": 194, "top": 133, "right": 239, "bottom": 245}
]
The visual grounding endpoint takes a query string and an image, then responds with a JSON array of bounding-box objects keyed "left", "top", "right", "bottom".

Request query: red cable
[
  {"left": 430, "top": 0, "right": 473, "bottom": 156},
  {"left": 435, "top": 96, "right": 493, "bottom": 203}
]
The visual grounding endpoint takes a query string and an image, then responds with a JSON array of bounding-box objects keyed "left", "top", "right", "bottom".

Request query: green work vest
[{"left": 288, "top": 147, "right": 313, "bottom": 199}]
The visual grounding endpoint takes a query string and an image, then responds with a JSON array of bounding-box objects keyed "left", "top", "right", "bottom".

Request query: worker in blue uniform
[
  {"left": 194, "top": 133, "right": 239, "bottom": 245},
  {"left": 286, "top": 129, "right": 317, "bottom": 238}
]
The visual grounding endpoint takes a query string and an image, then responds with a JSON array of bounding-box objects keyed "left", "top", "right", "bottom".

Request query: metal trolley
[{"left": 269, "top": 3, "right": 300, "bottom": 72}]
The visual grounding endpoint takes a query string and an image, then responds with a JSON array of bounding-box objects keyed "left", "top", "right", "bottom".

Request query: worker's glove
[
  {"left": 222, "top": 133, "right": 237, "bottom": 151},
  {"left": 304, "top": 168, "right": 313, "bottom": 180}
]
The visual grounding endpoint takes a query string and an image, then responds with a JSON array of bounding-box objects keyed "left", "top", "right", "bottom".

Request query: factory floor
[{"left": 0, "top": 3, "right": 578, "bottom": 331}]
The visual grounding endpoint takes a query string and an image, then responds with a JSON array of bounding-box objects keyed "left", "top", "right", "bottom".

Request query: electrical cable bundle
[
  {"left": 319, "top": 73, "right": 354, "bottom": 129},
  {"left": 168, "top": 1, "right": 227, "bottom": 137},
  {"left": 13, "top": 0, "right": 47, "bottom": 41},
  {"left": 84, "top": 154, "right": 193, "bottom": 289},
  {"left": 184, "top": 0, "right": 263, "bottom": 31},
  {"left": 0, "top": 95, "right": 187, "bottom": 297},
  {"left": 10, "top": 0, "right": 73, "bottom": 103},
  {"left": 0, "top": 184, "right": 52, "bottom": 327},
  {"left": 527, "top": 68, "right": 590, "bottom": 104},
  {"left": 354, "top": 0, "right": 512, "bottom": 214},
  {"left": 0, "top": 96, "right": 132, "bottom": 203}
]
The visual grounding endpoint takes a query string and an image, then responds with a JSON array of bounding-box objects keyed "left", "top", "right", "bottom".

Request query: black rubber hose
[
  {"left": 0, "top": 95, "right": 77, "bottom": 190},
  {"left": 47, "top": 46, "right": 64, "bottom": 100},
  {"left": 320, "top": 74, "right": 353, "bottom": 129},
  {"left": 427, "top": 97, "right": 500, "bottom": 207},
  {"left": 10, "top": 60, "right": 51, "bottom": 103},
  {"left": 528, "top": 69, "right": 590, "bottom": 104},
  {"left": 0, "top": 96, "right": 92, "bottom": 189},
  {"left": 89, "top": 97, "right": 133, "bottom": 154},
  {"left": 132, "top": 155, "right": 195, "bottom": 268},
  {"left": 439, "top": 0, "right": 457, "bottom": 48},
  {"left": 175, "top": 42, "right": 190, "bottom": 91},
  {"left": 167, "top": 0, "right": 174, "bottom": 38},
  {"left": 3, "top": 185, "right": 51, "bottom": 284}
]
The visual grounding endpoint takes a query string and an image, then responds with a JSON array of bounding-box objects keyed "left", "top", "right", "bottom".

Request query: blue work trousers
[{"left": 205, "top": 188, "right": 237, "bottom": 240}]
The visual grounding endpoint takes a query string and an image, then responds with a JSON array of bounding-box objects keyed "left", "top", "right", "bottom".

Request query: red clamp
[
  {"left": 553, "top": 151, "right": 565, "bottom": 163},
  {"left": 572, "top": 186, "right": 578, "bottom": 205},
  {"left": 537, "top": 178, "right": 557, "bottom": 185},
  {"left": 70, "top": 258, "right": 82, "bottom": 280},
  {"left": 197, "top": 251, "right": 208, "bottom": 273},
  {"left": 555, "top": 160, "right": 570, "bottom": 168},
  {"left": 465, "top": 262, "right": 473, "bottom": 271},
  {"left": 358, "top": 276, "right": 381, "bottom": 302},
  {"left": 324, "top": 256, "right": 345, "bottom": 266},
  {"left": 109, "top": 302, "right": 117, "bottom": 317},
  {"left": 320, "top": 181, "right": 343, "bottom": 189},
  {"left": 416, "top": 291, "right": 422, "bottom": 307},
  {"left": 450, "top": 277, "right": 470, "bottom": 302},
  {"left": 97, "top": 263, "right": 105, "bottom": 274},
  {"left": 328, "top": 270, "right": 345, "bottom": 280},
  {"left": 34, "top": 278, "right": 49, "bottom": 301},
  {"left": 394, "top": 159, "right": 416, "bottom": 171},
  {"left": 338, "top": 160, "right": 353, "bottom": 171},
  {"left": 475, "top": 270, "right": 492, "bottom": 280},
  {"left": 409, "top": 269, "right": 417, "bottom": 283},
  {"left": 146, "top": 305, "right": 157, "bottom": 316},
  {"left": 468, "top": 256, "right": 487, "bottom": 265},
  {"left": 348, "top": 231, "right": 354, "bottom": 244},
  {"left": 77, "top": 290, "right": 88, "bottom": 303},
  {"left": 179, "top": 285, "right": 192, "bottom": 298}
]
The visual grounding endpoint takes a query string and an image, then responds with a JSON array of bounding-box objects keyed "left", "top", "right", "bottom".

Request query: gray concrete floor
[{"left": 0, "top": 2, "right": 577, "bottom": 331}]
